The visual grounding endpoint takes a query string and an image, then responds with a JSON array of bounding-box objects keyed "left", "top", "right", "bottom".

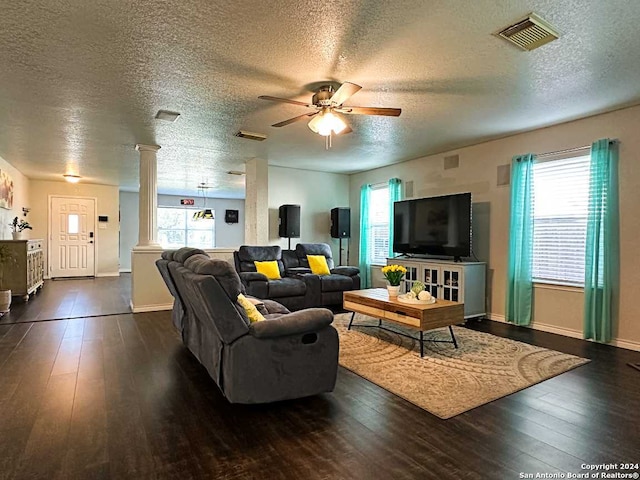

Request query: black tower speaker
[
  {"left": 278, "top": 204, "right": 301, "bottom": 238},
  {"left": 331, "top": 207, "right": 351, "bottom": 238}
]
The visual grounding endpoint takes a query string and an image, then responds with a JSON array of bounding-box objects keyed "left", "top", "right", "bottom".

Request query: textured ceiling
[{"left": 1, "top": 0, "right": 640, "bottom": 198}]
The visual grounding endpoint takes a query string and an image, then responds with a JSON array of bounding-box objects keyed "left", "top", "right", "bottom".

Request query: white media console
[{"left": 387, "top": 257, "right": 486, "bottom": 320}]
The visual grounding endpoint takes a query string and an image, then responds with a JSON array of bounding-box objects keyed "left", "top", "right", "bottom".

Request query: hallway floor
[{"left": 0, "top": 274, "right": 131, "bottom": 325}]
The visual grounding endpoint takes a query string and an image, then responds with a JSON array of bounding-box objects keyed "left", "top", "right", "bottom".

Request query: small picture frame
[{"left": 225, "top": 209, "right": 239, "bottom": 224}]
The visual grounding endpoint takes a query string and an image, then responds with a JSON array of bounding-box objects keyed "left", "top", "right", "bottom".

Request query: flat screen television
[{"left": 393, "top": 192, "right": 472, "bottom": 259}]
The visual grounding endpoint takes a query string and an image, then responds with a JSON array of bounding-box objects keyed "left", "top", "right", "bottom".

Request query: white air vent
[
  {"left": 496, "top": 13, "right": 559, "bottom": 51},
  {"left": 155, "top": 110, "right": 181, "bottom": 122},
  {"left": 235, "top": 131, "right": 267, "bottom": 141}
]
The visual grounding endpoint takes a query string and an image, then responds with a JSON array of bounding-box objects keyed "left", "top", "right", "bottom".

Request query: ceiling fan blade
[
  {"left": 330, "top": 82, "right": 362, "bottom": 106},
  {"left": 337, "top": 106, "right": 402, "bottom": 117},
  {"left": 258, "top": 95, "right": 310, "bottom": 107},
  {"left": 337, "top": 125, "right": 353, "bottom": 135},
  {"left": 272, "top": 112, "right": 317, "bottom": 127}
]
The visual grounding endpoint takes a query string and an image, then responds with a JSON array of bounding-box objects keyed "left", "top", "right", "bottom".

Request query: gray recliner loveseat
[{"left": 283, "top": 243, "right": 360, "bottom": 307}]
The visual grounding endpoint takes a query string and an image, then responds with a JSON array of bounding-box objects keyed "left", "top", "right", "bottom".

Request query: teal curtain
[
  {"left": 388, "top": 178, "right": 402, "bottom": 258},
  {"left": 359, "top": 184, "right": 372, "bottom": 288},
  {"left": 584, "top": 139, "right": 619, "bottom": 343},
  {"left": 505, "top": 153, "right": 535, "bottom": 326}
]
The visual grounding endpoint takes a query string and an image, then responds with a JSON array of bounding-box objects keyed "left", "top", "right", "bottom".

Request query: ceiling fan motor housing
[{"left": 312, "top": 87, "right": 335, "bottom": 107}]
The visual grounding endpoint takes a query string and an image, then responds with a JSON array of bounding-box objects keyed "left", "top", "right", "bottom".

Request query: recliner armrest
[
  {"left": 331, "top": 266, "right": 359, "bottom": 277},
  {"left": 239, "top": 271, "right": 269, "bottom": 282},
  {"left": 249, "top": 308, "right": 334, "bottom": 338},
  {"left": 261, "top": 299, "right": 290, "bottom": 314}
]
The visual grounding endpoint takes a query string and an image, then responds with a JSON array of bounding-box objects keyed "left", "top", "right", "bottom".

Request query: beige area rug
[{"left": 335, "top": 313, "right": 590, "bottom": 419}]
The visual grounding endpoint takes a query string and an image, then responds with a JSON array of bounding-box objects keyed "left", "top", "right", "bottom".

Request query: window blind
[
  {"left": 532, "top": 154, "right": 590, "bottom": 286},
  {"left": 369, "top": 186, "right": 390, "bottom": 264}
]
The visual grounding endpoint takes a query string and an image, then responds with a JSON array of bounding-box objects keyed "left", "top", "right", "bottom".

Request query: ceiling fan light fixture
[
  {"left": 308, "top": 110, "right": 347, "bottom": 136},
  {"left": 192, "top": 183, "right": 215, "bottom": 220},
  {"left": 307, "top": 113, "right": 322, "bottom": 134}
]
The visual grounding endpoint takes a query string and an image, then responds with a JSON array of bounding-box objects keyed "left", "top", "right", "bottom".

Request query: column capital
[{"left": 135, "top": 144, "right": 161, "bottom": 152}]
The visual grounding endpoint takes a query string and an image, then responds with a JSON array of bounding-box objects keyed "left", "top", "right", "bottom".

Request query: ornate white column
[{"left": 134, "top": 144, "right": 161, "bottom": 248}]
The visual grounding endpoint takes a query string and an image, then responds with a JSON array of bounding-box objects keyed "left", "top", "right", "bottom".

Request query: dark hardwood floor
[
  {"left": 0, "top": 274, "right": 131, "bottom": 325},
  {"left": 0, "top": 287, "right": 638, "bottom": 478}
]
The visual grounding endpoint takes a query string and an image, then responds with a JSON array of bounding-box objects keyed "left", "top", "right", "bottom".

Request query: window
[
  {"left": 157, "top": 207, "right": 215, "bottom": 249},
  {"left": 67, "top": 214, "right": 79, "bottom": 234},
  {"left": 532, "top": 154, "right": 590, "bottom": 286},
  {"left": 368, "top": 185, "right": 390, "bottom": 264}
]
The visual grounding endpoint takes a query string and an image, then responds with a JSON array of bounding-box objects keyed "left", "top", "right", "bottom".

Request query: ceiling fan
[{"left": 258, "top": 82, "right": 401, "bottom": 146}]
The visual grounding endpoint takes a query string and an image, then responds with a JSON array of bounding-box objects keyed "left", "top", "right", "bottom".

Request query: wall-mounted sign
[{"left": 181, "top": 199, "right": 195, "bottom": 205}]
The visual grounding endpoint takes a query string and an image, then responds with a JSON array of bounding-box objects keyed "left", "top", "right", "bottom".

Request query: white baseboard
[
  {"left": 486, "top": 313, "right": 640, "bottom": 352},
  {"left": 96, "top": 272, "right": 120, "bottom": 277},
  {"left": 130, "top": 302, "right": 173, "bottom": 313},
  {"left": 119, "top": 269, "right": 131, "bottom": 273}
]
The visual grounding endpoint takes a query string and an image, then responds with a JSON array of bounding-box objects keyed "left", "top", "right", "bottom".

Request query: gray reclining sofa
[{"left": 158, "top": 249, "right": 339, "bottom": 404}]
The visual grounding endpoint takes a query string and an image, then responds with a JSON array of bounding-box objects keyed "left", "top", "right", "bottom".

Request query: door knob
[{"left": 89, "top": 241, "right": 94, "bottom": 244}]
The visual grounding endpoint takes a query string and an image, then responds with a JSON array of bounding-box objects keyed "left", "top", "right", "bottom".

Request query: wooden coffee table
[{"left": 343, "top": 288, "right": 464, "bottom": 357}]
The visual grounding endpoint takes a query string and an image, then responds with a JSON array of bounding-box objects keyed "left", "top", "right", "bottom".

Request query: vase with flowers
[
  {"left": 381, "top": 264, "right": 407, "bottom": 297},
  {"left": 9, "top": 217, "right": 32, "bottom": 240}
]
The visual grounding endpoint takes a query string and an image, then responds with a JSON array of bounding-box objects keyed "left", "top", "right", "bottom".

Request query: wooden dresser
[{"left": 0, "top": 239, "right": 45, "bottom": 301}]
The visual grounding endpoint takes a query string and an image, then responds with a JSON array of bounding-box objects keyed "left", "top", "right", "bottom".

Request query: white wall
[
  {"left": 268, "top": 166, "right": 350, "bottom": 262},
  {"left": 29, "top": 180, "right": 120, "bottom": 277},
  {"left": 350, "top": 104, "right": 640, "bottom": 349},
  {"left": 119, "top": 191, "right": 139, "bottom": 271},
  {"left": 0, "top": 154, "right": 30, "bottom": 239},
  {"left": 118, "top": 191, "right": 245, "bottom": 271}
]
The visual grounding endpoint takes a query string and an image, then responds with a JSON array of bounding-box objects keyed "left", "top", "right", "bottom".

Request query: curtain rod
[
  {"left": 536, "top": 139, "right": 618, "bottom": 159},
  {"left": 536, "top": 145, "right": 590, "bottom": 159}
]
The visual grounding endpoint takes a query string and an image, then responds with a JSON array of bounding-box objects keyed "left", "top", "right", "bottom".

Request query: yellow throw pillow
[
  {"left": 254, "top": 260, "right": 281, "bottom": 279},
  {"left": 237, "top": 293, "right": 265, "bottom": 323},
  {"left": 307, "top": 255, "right": 331, "bottom": 276}
]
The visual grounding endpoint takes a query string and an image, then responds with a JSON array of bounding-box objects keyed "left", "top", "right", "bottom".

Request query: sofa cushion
[
  {"left": 307, "top": 255, "right": 331, "bottom": 275},
  {"left": 174, "top": 247, "right": 207, "bottom": 263},
  {"left": 161, "top": 250, "right": 175, "bottom": 261},
  {"left": 186, "top": 255, "right": 243, "bottom": 298},
  {"left": 236, "top": 245, "right": 285, "bottom": 276},
  {"left": 237, "top": 294, "right": 265, "bottom": 323},
  {"left": 255, "top": 260, "right": 281, "bottom": 279},
  {"left": 320, "top": 274, "right": 354, "bottom": 292},
  {"left": 295, "top": 243, "right": 335, "bottom": 269},
  {"left": 268, "top": 277, "right": 306, "bottom": 297}
]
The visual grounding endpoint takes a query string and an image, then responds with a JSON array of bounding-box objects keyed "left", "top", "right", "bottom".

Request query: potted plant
[
  {"left": 9, "top": 217, "right": 32, "bottom": 240},
  {"left": 381, "top": 264, "right": 407, "bottom": 297},
  {"left": 0, "top": 244, "right": 16, "bottom": 314}
]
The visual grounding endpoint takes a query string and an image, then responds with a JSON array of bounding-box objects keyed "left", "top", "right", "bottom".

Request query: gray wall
[
  {"left": 268, "top": 166, "right": 350, "bottom": 263},
  {"left": 119, "top": 191, "right": 245, "bottom": 271}
]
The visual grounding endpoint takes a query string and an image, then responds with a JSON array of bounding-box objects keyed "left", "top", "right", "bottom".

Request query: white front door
[{"left": 50, "top": 196, "right": 96, "bottom": 278}]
